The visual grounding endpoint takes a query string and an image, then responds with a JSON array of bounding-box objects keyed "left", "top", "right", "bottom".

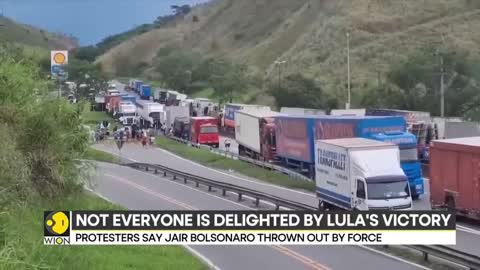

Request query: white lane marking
[
  {"left": 359, "top": 246, "right": 431, "bottom": 270},
  {"left": 153, "top": 146, "right": 316, "bottom": 197},
  {"left": 184, "top": 246, "right": 223, "bottom": 270},
  {"left": 113, "top": 166, "right": 253, "bottom": 210},
  {"left": 84, "top": 186, "right": 115, "bottom": 203},
  {"left": 457, "top": 225, "right": 480, "bottom": 236}
]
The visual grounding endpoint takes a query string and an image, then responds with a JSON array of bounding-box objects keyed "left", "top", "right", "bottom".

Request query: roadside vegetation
[
  {"left": 155, "top": 136, "right": 315, "bottom": 191},
  {"left": 0, "top": 42, "right": 206, "bottom": 269}
]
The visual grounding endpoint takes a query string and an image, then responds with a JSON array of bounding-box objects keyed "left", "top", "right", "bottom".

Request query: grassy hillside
[
  {"left": 0, "top": 15, "right": 77, "bottom": 49},
  {"left": 98, "top": 0, "right": 480, "bottom": 98}
]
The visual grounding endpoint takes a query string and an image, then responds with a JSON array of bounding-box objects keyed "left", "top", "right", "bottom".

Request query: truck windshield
[
  {"left": 123, "top": 113, "right": 136, "bottom": 117},
  {"left": 366, "top": 178, "right": 410, "bottom": 200},
  {"left": 400, "top": 147, "right": 418, "bottom": 161},
  {"left": 149, "top": 112, "right": 161, "bottom": 119},
  {"left": 200, "top": 126, "right": 218, "bottom": 134}
]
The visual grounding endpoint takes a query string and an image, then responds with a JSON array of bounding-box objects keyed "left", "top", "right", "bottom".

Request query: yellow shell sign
[{"left": 51, "top": 50, "right": 69, "bottom": 66}]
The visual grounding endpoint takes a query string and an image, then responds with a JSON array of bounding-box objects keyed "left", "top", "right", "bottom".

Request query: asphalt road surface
[{"left": 91, "top": 162, "right": 428, "bottom": 270}]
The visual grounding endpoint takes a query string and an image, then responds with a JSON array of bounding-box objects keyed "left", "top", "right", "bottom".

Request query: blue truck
[
  {"left": 275, "top": 115, "right": 424, "bottom": 199},
  {"left": 140, "top": 85, "right": 151, "bottom": 100},
  {"left": 134, "top": 80, "right": 143, "bottom": 94},
  {"left": 121, "top": 95, "right": 136, "bottom": 104}
]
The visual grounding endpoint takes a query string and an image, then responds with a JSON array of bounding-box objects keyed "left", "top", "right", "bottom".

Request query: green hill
[
  {"left": 98, "top": 0, "right": 480, "bottom": 99},
  {"left": 0, "top": 15, "right": 77, "bottom": 49}
]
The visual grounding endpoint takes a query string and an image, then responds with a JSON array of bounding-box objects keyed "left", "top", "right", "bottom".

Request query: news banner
[{"left": 44, "top": 210, "right": 456, "bottom": 245}]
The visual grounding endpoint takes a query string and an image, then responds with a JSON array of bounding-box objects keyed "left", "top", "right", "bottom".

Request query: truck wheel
[
  {"left": 446, "top": 196, "right": 456, "bottom": 211},
  {"left": 318, "top": 200, "right": 330, "bottom": 211}
]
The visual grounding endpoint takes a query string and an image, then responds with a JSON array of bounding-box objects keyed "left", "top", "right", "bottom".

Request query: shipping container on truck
[
  {"left": 429, "top": 137, "right": 480, "bottom": 221},
  {"left": 105, "top": 95, "right": 122, "bottom": 114},
  {"left": 275, "top": 115, "right": 406, "bottom": 179},
  {"left": 235, "top": 110, "right": 282, "bottom": 162},
  {"left": 140, "top": 85, "right": 151, "bottom": 100},
  {"left": 280, "top": 107, "right": 326, "bottom": 116},
  {"left": 315, "top": 138, "right": 412, "bottom": 210},
  {"left": 223, "top": 103, "right": 271, "bottom": 130},
  {"left": 190, "top": 117, "right": 219, "bottom": 147},
  {"left": 135, "top": 100, "right": 164, "bottom": 129}
]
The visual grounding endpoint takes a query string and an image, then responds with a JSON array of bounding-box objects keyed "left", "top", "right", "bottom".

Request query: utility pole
[
  {"left": 274, "top": 60, "right": 287, "bottom": 90},
  {"left": 346, "top": 31, "right": 351, "bottom": 109},
  {"left": 440, "top": 55, "right": 445, "bottom": 117}
]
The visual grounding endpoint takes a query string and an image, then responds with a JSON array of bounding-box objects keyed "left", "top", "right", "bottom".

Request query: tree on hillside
[
  {"left": 362, "top": 47, "right": 480, "bottom": 117},
  {"left": 208, "top": 60, "right": 249, "bottom": 103},
  {"left": 154, "top": 50, "right": 202, "bottom": 93},
  {"left": 268, "top": 73, "right": 332, "bottom": 110}
]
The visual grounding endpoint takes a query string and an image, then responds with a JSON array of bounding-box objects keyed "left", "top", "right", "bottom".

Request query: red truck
[
  {"left": 105, "top": 95, "right": 121, "bottom": 114},
  {"left": 430, "top": 137, "right": 480, "bottom": 221},
  {"left": 190, "top": 117, "right": 219, "bottom": 148}
]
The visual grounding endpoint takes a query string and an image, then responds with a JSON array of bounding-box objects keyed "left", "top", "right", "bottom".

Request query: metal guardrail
[
  {"left": 405, "top": 245, "right": 480, "bottom": 270},
  {"left": 125, "top": 161, "right": 480, "bottom": 270},
  {"left": 125, "top": 162, "right": 317, "bottom": 211},
  {"left": 167, "top": 136, "right": 312, "bottom": 182}
]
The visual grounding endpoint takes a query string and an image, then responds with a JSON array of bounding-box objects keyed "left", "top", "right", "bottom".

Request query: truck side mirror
[{"left": 356, "top": 180, "right": 366, "bottom": 199}]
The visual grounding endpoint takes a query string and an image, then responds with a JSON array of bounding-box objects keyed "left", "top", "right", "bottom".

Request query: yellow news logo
[{"left": 44, "top": 211, "right": 70, "bottom": 237}]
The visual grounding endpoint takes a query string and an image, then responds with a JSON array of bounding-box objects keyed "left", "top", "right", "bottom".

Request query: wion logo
[{"left": 44, "top": 211, "right": 71, "bottom": 245}]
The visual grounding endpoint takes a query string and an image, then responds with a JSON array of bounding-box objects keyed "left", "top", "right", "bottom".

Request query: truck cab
[
  {"left": 315, "top": 138, "right": 412, "bottom": 211},
  {"left": 190, "top": 117, "right": 219, "bottom": 148},
  {"left": 260, "top": 119, "right": 277, "bottom": 162},
  {"left": 369, "top": 131, "right": 424, "bottom": 199},
  {"left": 118, "top": 102, "right": 138, "bottom": 126}
]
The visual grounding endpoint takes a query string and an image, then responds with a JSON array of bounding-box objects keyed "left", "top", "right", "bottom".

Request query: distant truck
[
  {"left": 134, "top": 80, "right": 144, "bottom": 94},
  {"left": 173, "top": 117, "right": 191, "bottom": 140},
  {"left": 165, "top": 106, "right": 190, "bottom": 130},
  {"left": 223, "top": 103, "right": 271, "bottom": 130},
  {"left": 280, "top": 107, "right": 326, "bottom": 116},
  {"left": 429, "top": 137, "right": 480, "bottom": 221},
  {"left": 117, "top": 102, "right": 138, "bottom": 126},
  {"left": 274, "top": 115, "right": 423, "bottom": 199},
  {"left": 105, "top": 95, "right": 121, "bottom": 114},
  {"left": 330, "top": 109, "right": 366, "bottom": 116},
  {"left": 235, "top": 110, "right": 281, "bottom": 162},
  {"left": 121, "top": 95, "right": 136, "bottom": 104},
  {"left": 140, "top": 85, "right": 151, "bottom": 100},
  {"left": 190, "top": 117, "right": 219, "bottom": 148},
  {"left": 315, "top": 138, "right": 412, "bottom": 210},
  {"left": 135, "top": 100, "right": 164, "bottom": 129}
]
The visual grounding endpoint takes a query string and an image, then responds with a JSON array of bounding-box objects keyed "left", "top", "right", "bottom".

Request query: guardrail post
[
  {"left": 154, "top": 169, "right": 158, "bottom": 174},
  {"left": 173, "top": 175, "right": 177, "bottom": 180},
  {"left": 208, "top": 186, "right": 212, "bottom": 192},
  {"left": 145, "top": 166, "right": 149, "bottom": 172},
  {"left": 255, "top": 198, "right": 260, "bottom": 206},
  {"left": 184, "top": 177, "right": 187, "bottom": 184},
  {"left": 222, "top": 189, "right": 226, "bottom": 196},
  {"left": 196, "top": 182, "right": 199, "bottom": 187},
  {"left": 275, "top": 204, "right": 279, "bottom": 210},
  {"left": 164, "top": 171, "right": 167, "bottom": 177},
  {"left": 238, "top": 193, "right": 242, "bottom": 201}
]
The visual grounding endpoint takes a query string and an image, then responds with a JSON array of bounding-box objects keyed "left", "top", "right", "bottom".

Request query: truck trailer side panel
[
  {"left": 430, "top": 138, "right": 480, "bottom": 220},
  {"left": 235, "top": 112, "right": 262, "bottom": 154}
]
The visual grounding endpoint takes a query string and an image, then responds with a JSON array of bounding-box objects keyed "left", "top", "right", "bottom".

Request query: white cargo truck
[
  {"left": 315, "top": 138, "right": 412, "bottom": 211},
  {"left": 165, "top": 106, "right": 190, "bottom": 130},
  {"left": 136, "top": 100, "right": 165, "bottom": 129},
  {"left": 235, "top": 110, "right": 281, "bottom": 161},
  {"left": 280, "top": 107, "right": 326, "bottom": 116},
  {"left": 118, "top": 102, "right": 138, "bottom": 126}
]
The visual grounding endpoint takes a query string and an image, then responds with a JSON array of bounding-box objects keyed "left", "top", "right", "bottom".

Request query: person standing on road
[{"left": 224, "top": 138, "right": 231, "bottom": 152}]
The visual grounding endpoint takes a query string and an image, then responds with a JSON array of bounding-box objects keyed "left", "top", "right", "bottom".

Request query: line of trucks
[{"left": 103, "top": 80, "right": 479, "bottom": 218}]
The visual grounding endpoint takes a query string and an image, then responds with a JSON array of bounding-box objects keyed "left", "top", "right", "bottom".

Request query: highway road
[
  {"left": 91, "top": 162, "right": 427, "bottom": 270},
  {"left": 94, "top": 141, "right": 480, "bottom": 257}
]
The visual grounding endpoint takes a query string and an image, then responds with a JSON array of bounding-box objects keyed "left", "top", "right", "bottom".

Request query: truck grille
[{"left": 369, "top": 204, "right": 412, "bottom": 210}]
